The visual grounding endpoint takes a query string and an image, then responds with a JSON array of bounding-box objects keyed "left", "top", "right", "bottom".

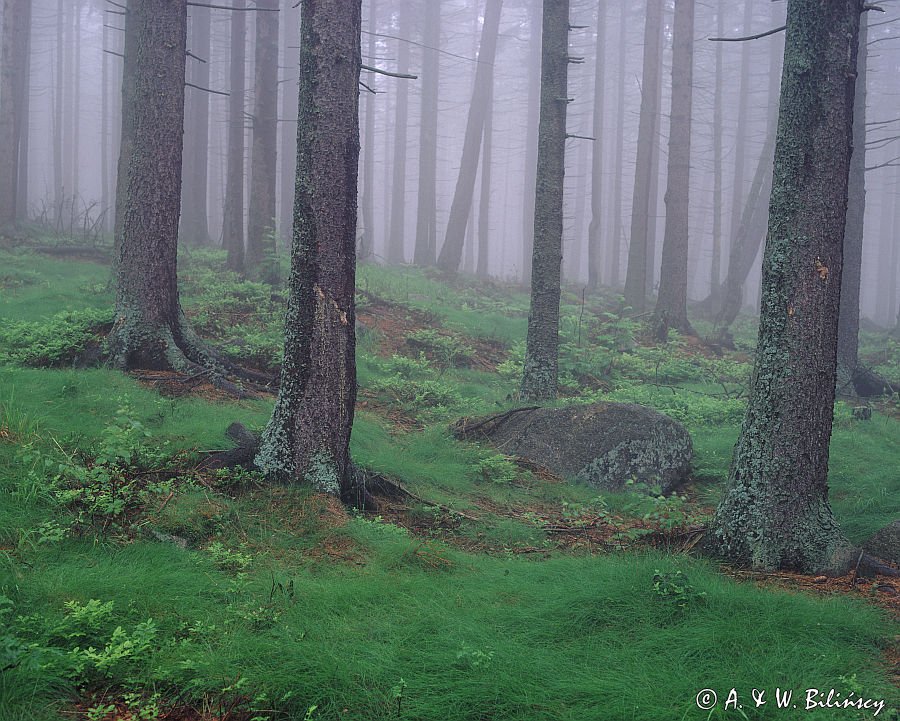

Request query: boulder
[
  {"left": 863, "top": 520, "right": 900, "bottom": 566},
  {"left": 454, "top": 403, "right": 692, "bottom": 493}
]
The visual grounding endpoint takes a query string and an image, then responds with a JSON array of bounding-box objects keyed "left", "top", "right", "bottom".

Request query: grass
[{"left": 0, "top": 248, "right": 898, "bottom": 720}]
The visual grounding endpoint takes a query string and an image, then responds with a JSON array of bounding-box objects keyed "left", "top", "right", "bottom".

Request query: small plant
[
  {"left": 475, "top": 454, "right": 521, "bottom": 485},
  {"left": 651, "top": 569, "right": 706, "bottom": 610},
  {"left": 206, "top": 541, "right": 254, "bottom": 573},
  {"left": 390, "top": 677, "right": 407, "bottom": 716},
  {"left": 454, "top": 644, "right": 495, "bottom": 670}
]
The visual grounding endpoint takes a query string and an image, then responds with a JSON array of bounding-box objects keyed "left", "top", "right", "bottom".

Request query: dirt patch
[{"left": 130, "top": 370, "right": 257, "bottom": 402}]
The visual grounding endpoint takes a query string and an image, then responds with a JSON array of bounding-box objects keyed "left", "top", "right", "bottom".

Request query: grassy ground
[{"left": 0, "top": 246, "right": 897, "bottom": 721}]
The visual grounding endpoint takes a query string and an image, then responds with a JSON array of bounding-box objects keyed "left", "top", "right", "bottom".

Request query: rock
[
  {"left": 863, "top": 520, "right": 900, "bottom": 565},
  {"left": 453, "top": 403, "right": 693, "bottom": 494}
]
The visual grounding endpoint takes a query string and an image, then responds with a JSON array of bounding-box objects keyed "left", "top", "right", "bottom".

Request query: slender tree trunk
[
  {"left": 359, "top": 0, "right": 377, "bottom": 261},
  {"left": 14, "top": 0, "right": 29, "bottom": 223},
  {"left": 587, "top": 3, "right": 605, "bottom": 290},
  {"left": 728, "top": 0, "right": 754, "bottom": 261},
  {"left": 711, "top": 0, "right": 724, "bottom": 293},
  {"left": 710, "top": 0, "right": 862, "bottom": 575},
  {"left": 521, "top": 0, "right": 569, "bottom": 401},
  {"left": 279, "top": 0, "right": 300, "bottom": 249},
  {"left": 521, "top": 0, "right": 541, "bottom": 284},
  {"left": 654, "top": 0, "right": 695, "bottom": 337},
  {"left": 387, "top": 4, "right": 410, "bottom": 265},
  {"left": 256, "top": 0, "right": 362, "bottom": 499},
  {"left": 73, "top": 1, "right": 81, "bottom": 201},
  {"left": 0, "top": 0, "right": 30, "bottom": 228},
  {"left": 608, "top": 3, "right": 627, "bottom": 287},
  {"left": 101, "top": 11, "right": 110, "bottom": 231},
  {"left": 477, "top": 75, "right": 493, "bottom": 279},
  {"left": 223, "top": 0, "right": 246, "bottom": 273},
  {"left": 836, "top": 12, "right": 867, "bottom": 370},
  {"left": 436, "top": 0, "right": 502, "bottom": 274},
  {"left": 413, "top": 0, "right": 439, "bottom": 266},
  {"left": 53, "top": 0, "right": 63, "bottom": 223},
  {"left": 623, "top": 0, "right": 663, "bottom": 312},
  {"left": 246, "top": 0, "right": 279, "bottom": 280},
  {"left": 181, "top": 4, "right": 212, "bottom": 245}
]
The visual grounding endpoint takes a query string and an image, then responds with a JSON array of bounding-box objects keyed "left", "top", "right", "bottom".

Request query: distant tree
[
  {"left": 477, "top": 73, "right": 494, "bottom": 279},
  {"left": 436, "top": 0, "right": 503, "bottom": 274},
  {"left": 413, "top": 0, "right": 440, "bottom": 267},
  {"left": 586, "top": 3, "right": 605, "bottom": 291},
  {"left": 653, "top": 0, "right": 695, "bottom": 338},
  {"left": 359, "top": 0, "right": 377, "bottom": 262},
  {"left": 709, "top": 0, "right": 863, "bottom": 574},
  {"left": 0, "top": 0, "right": 31, "bottom": 228},
  {"left": 246, "top": 0, "right": 279, "bottom": 281},
  {"left": 223, "top": 0, "right": 247, "bottom": 273},
  {"left": 521, "top": 0, "right": 541, "bottom": 284},
  {"left": 607, "top": 3, "right": 627, "bottom": 287},
  {"left": 255, "top": 0, "right": 363, "bottom": 498},
  {"left": 520, "top": 0, "right": 570, "bottom": 401},
  {"left": 387, "top": 2, "right": 411, "bottom": 265},
  {"left": 623, "top": 0, "right": 663, "bottom": 312}
]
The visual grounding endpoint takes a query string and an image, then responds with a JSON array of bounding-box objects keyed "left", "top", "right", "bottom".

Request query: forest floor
[{"left": 0, "top": 242, "right": 898, "bottom": 720}]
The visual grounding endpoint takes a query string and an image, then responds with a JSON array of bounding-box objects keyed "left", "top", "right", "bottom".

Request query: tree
[
  {"left": 709, "top": 0, "right": 863, "bottom": 574},
  {"left": 520, "top": 0, "right": 570, "bottom": 401},
  {"left": 413, "top": 0, "right": 440, "bottom": 267},
  {"left": 436, "top": 0, "right": 503, "bottom": 274},
  {"left": 223, "top": 0, "right": 247, "bottom": 273},
  {"left": 586, "top": 3, "right": 605, "bottom": 290},
  {"left": 387, "top": 3, "right": 411, "bottom": 265},
  {"left": 653, "top": 0, "right": 695, "bottom": 337},
  {"left": 246, "top": 0, "right": 279, "bottom": 280},
  {"left": 181, "top": 5, "right": 212, "bottom": 245},
  {"left": 623, "top": 0, "right": 663, "bottom": 312},
  {"left": 255, "top": 0, "right": 363, "bottom": 498},
  {"left": 521, "top": 0, "right": 541, "bottom": 283},
  {"left": 0, "top": 0, "right": 31, "bottom": 228}
]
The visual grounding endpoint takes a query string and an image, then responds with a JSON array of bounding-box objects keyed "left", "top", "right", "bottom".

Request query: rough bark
[
  {"left": 586, "top": 3, "right": 605, "bottom": 290},
  {"left": 246, "top": 0, "right": 279, "bottom": 281},
  {"left": 223, "top": 0, "right": 246, "bottom": 273},
  {"left": 709, "top": 0, "right": 862, "bottom": 575},
  {"left": 623, "top": 0, "right": 663, "bottom": 312},
  {"left": 413, "top": 0, "right": 439, "bottom": 267},
  {"left": 0, "top": 0, "right": 31, "bottom": 228},
  {"left": 181, "top": 4, "right": 212, "bottom": 245},
  {"left": 436, "top": 0, "right": 503, "bottom": 274},
  {"left": 255, "top": 0, "right": 362, "bottom": 498},
  {"left": 520, "top": 0, "right": 569, "bottom": 401},
  {"left": 387, "top": 4, "right": 411, "bottom": 265},
  {"left": 654, "top": 0, "right": 695, "bottom": 337}
]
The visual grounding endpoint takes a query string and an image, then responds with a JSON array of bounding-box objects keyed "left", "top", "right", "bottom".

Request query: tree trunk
[
  {"left": 246, "top": 0, "right": 279, "bottom": 281},
  {"left": 278, "top": 0, "right": 300, "bottom": 248},
  {"left": 477, "top": 74, "right": 494, "bottom": 279},
  {"left": 0, "top": 0, "right": 30, "bottom": 228},
  {"left": 436, "top": 0, "right": 503, "bottom": 274},
  {"left": 710, "top": 0, "right": 723, "bottom": 294},
  {"left": 359, "top": 0, "right": 377, "bottom": 262},
  {"left": 623, "top": 0, "right": 663, "bottom": 312},
  {"left": 53, "top": 0, "right": 63, "bottom": 224},
  {"left": 654, "top": 0, "right": 695, "bottom": 337},
  {"left": 255, "top": 0, "right": 362, "bottom": 499},
  {"left": 836, "top": 12, "right": 867, "bottom": 370},
  {"left": 709, "top": 0, "right": 862, "bottom": 575},
  {"left": 181, "top": 4, "right": 212, "bottom": 245},
  {"left": 607, "top": 3, "right": 627, "bottom": 287},
  {"left": 223, "top": 0, "right": 246, "bottom": 273},
  {"left": 413, "top": 0, "right": 439, "bottom": 267},
  {"left": 727, "top": 0, "right": 754, "bottom": 258},
  {"left": 387, "top": 4, "right": 410, "bottom": 265},
  {"left": 521, "top": 0, "right": 569, "bottom": 401},
  {"left": 586, "top": 3, "right": 605, "bottom": 290},
  {"left": 108, "top": 0, "right": 203, "bottom": 371},
  {"left": 521, "top": 0, "right": 541, "bottom": 284}
]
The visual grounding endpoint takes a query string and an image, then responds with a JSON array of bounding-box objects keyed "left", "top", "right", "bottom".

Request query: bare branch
[
  {"left": 361, "top": 64, "right": 417, "bottom": 80},
  {"left": 186, "top": 81, "right": 229, "bottom": 96},
  {"left": 710, "top": 24, "right": 786, "bottom": 42}
]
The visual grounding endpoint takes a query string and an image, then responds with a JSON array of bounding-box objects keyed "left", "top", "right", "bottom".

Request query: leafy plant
[{"left": 651, "top": 569, "right": 706, "bottom": 609}]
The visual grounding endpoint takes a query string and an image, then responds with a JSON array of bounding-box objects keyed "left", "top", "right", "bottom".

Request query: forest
[{"left": 0, "top": 0, "right": 898, "bottom": 719}]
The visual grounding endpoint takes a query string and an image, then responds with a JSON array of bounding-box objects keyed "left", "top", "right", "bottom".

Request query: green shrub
[{"left": 0, "top": 308, "right": 112, "bottom": 367}]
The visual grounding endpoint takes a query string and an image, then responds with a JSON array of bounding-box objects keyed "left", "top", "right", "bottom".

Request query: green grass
[{"left": 0, "top": 248, "right": 898, "bottom": 721}]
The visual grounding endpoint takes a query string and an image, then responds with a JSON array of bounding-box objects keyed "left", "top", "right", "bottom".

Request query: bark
[
  {"left": 278, "top": 1, "right": 300, "bottom": 248},
  {"left": 0, "top": 0, "right": 30, "bottom": 228},
  {"left": 255, "top": 0, "right": 362, "bottom": 499},
  {"left": 623, "top": 0, "right": 663, "bottom": 312},
  {"left": 709, "top": 0, "right": 862, "bottom": 575},
  {"left": 413, "top": 0, "right": 439, "bottom": 266},
  {"left": 586, "top": 3, "right": 605, "bottom": 290},
  {"left": 387, "top": 4, "right": 411, "bottom": 265},
  {"left": 436, "top": 0, "right": 503, "bottom": 274},
  {"left": 246, "top": 0, "right": 279, "bottom": 281},
  {"left": 477, "top": 74, "right": 493, "bottom": 279},
  {"left": 654, "top": 0, "right": 695, "bottom": 337},
  {"left": 359, "top": 0, "right": 376, "bottom": 261},
  {"left": 836, "top": 12, "right": 867, "bottom": 370},
  {"left": 223, "top": 0, "right": 246, "bottom": 273},
  {"left": 181, "top": 4, "right": 212, "bottom": 245},
  {"left": 521, "top": 0, "right": 569, "bottom": 401},
  {"left": 521, "top": 1, "right": 541, "bottom": 283}
]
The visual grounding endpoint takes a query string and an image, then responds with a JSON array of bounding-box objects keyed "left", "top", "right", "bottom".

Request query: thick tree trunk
[
  {"left": 709, "top": 0, "right": 862, "bottom": 575},
  {"left": 623, "top": 0, "right": 663, "bottom": 312},
  {"left": 521, "top": 0, "right": 541, "bottom": 284},
  {"left": 255, "top": 0, "right": 362, "bottom": 498},
  {"left": 246, "top": 0, "right": 279, "bottom": 280},
  {"left": 181, "top": 5, "right": 212, "bottom": 245},
  {"left": 436, "top": 0, "right": 502, "bottom": 274},
  {"left": 586, "top": 4, "right": 605, "bottom": 290},
  {"left": 521, "top": 0, "right": 569, "bottom": 401},
  {"left": 654, "top": 0, "right": 695, "bottom": 337},
  {"left": 413, "top": 0, "right": 439, "bottom": 267},
  {"left": 836, "top": 13, "right": 867, "bottom": 370},
  {"left": 0, "top": 0, "right": 30, "bottom": 228},
  {"left": 108, "top": 0, "right": 201, "bottom": 371},
  {"left": 223, "top": 0, "right": 246, "bottom": 273},
  {"left": 387, "top": 4, "right": 410, "bottom": 265}
]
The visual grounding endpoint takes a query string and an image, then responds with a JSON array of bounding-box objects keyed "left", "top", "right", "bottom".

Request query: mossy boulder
[
  {"left": 454, "top": 403, "right": 692, "bottom": 493},
  {"left": 863, "top": 520, "right": 900, "bottom": 565}
]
